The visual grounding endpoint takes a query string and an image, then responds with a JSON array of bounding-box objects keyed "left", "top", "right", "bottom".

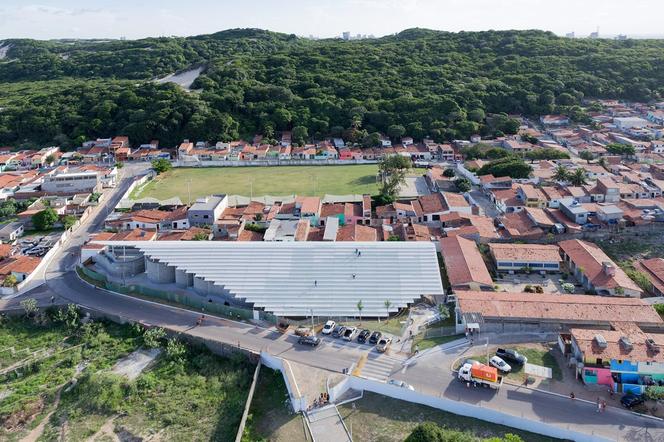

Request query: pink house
[{"left": 339, "top": 148, "right": 353, "bottom": 160}]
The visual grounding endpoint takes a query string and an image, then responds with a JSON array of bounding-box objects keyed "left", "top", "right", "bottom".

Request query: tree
[
  {"left": 438, "top": 304, "right": 450, "bottom": 322},
  {"left": 579, "top": 150, "right": 595, "bottom": 164},
  {"left": 32, "top": 207, "right": 58, "bottom": 231},
  {"left": 405, "top": 422, "right": 446, "bottom": 442},
  {"left": 116, "top": 161, "right": 124, "bottom": 169},
  {"left": 561, "top": 282, "right": 575, "bottom": 293},
  {"left": 45, "top": 154, "right": 55, "bottom": 165},
  {"left": 166, "top": 336, "right": 187, "bottom": 363},
  {"left": 387, "top": 234, "right": 402, "bottom": 241},
  {"left": 63, "top": 214, "right": 77, "bottom": 230},
  {"left": 387, "top": 124, "right": 406, "bottom": 140},
  {"left": 442, "top": 168, "right": 455, "bottom": 178},
  {"left": 2, "top": 274, "right": 17, "bottom": 287},
  {"left": 20, "top": 298, "right": 39, "bottom": 317},
  {"left": 477, "top": 157, "right": 532, "bottom": 179},
  {"left": 377, "top": 155, "right": 411, "bottom": 203},
  {"left": 384, "top": 299, "right": 392, "bottom": 320},
  {"left": 606, "top": 143, "right": 636, "bottom": 157},
  {"left": 192, "top": 232, "right": 210, "bottom": 241},
  {"left": 151, "top": 158, "right": 172, "bottom": 174},
  {"left": 553, "top": 165, "right": 569, "bottom": 182},
  {"left": 454, "top": 177, "right": 471, "bottom": 193},
  {"left": 143, "top": 327, "right": 166, "bottom": 348},
  {"left": 569, "top": 168, "right": 588, "bottom": 186},
  {"left": 357, "top": 300, "right": 364, "bottom": 323},
  {"left": 291, "top": 126, "right": 309, "bottom": 145}
]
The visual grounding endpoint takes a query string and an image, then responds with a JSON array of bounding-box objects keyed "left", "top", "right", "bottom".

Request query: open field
[
  {"left": 338, "top": 391, "right": 556, "bottom": 442},
  {"left": 134, "top": 165, "right": 381, "bottom": 201},
  {"left": 0, "top": 311, "right": 252, "bottom": 442}
]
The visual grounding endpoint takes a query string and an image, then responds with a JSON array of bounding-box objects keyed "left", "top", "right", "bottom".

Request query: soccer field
[{"left": 134, "top": 165, "right": 381, "bottom": 201}]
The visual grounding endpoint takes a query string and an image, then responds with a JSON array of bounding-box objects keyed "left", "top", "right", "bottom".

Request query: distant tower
[
  {"left": 342, "top": 31, "right": 350, "bottom": 41},
  {"left": 590, "top": 26, "right": 599, "bottom": 39},
  {"left": 566, "top": 31, "right": 575, "bottom": 38}
]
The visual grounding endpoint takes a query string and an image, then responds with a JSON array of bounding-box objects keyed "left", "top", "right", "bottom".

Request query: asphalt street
[{"left": 2, "top": 161, "right": 664, "bottom": 441}]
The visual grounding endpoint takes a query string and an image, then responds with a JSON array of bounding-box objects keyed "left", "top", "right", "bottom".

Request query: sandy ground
[
  {"left": 156, "top": 67, "right": 203, "bottom": 90},
  {"left": 111, "top": 348, "right": 161, "bottom": 380}
]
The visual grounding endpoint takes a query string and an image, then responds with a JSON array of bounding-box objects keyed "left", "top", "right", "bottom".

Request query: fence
[
  {"left": 175, "top": 158, "right": 379, "bottom": 168},
  {"left": 78, "top": 266, "right": 275, "bottom": 323},
  {"left": 421, "top": 326, "right": 458, "bottom": 338}
]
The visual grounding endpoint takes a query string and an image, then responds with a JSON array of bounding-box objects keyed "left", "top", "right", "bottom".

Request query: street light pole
[{"left": 310, "top": 308, "right": 315, "bottom": 336}]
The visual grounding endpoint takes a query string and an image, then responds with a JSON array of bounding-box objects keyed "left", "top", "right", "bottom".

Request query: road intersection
[{"left": 2, "top": 163, "right": 664, "bottom": 441}]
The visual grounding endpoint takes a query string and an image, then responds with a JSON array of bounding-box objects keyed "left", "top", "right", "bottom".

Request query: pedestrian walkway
[
  {"left": 359, "top": 353, "right": 402, "bottom": 381},
  {"left": 306, "top": 405, "right": 351, "bottom": 442}
]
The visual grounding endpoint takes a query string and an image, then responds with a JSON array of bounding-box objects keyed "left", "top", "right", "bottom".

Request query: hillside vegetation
[{"left": 1, "top": 28, "right": 663, "bottom": 148}]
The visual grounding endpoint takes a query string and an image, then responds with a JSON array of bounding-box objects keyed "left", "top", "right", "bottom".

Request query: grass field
[
  {"left": 135, "top": 165, "right": 381, "bottom": 201},
  {"left": 338, "top": 392, "right": 557, "bottom": 442},
  {"left": 0, "top": 312, "right": 252, "bottom": 442}
]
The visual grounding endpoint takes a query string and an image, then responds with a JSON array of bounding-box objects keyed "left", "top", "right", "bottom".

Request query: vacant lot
[
  {"left": 135, "top": 165, "right": 380, "bottom": 201},
  {"left": 338, "top": 392, "right": 556, "bottom": 442},
  {"left": 0, "top": 310, "right": 252, "bottom": 442}
]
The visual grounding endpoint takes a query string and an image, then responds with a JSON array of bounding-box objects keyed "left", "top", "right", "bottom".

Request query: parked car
[
  {"left": 321, "top": 320, "right": 336, "bottom": 335},
  {"left": 357, "top": 329, "right": 371, "bottom": 343},
  {"left": 369, "top": 331, "right": 382, "bottom": 345},
  {"left": 489, "top": 356, "right": 512, "bottom": 373},
  {"left": 298, "top": 335, "right": 321, "bottom": 347},
  {"left": 343, "top": 326, "right": 358, "bottom": 341},
  {"left": 332, "top": 326, "right": 346, "bottom": 338},
  {"left": 388, "top": 379, "right": 415, "bottom": 390},
  {"left": 294, "top": 326, "right": 311, "bottom": 337},
  {"left": 496, "top": 348, "right": 528, "bottom": 365},
  {"left": 376, "top": 337, "right": 392, "bottom": 353},
  {"left": 621, "top": 393, "right": 644, "bottom": 409}
]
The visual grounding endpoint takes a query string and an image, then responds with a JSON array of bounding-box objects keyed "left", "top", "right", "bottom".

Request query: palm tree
[
  {"left": 357, "top": 300, "right": 364, "bottom": 324},
  {"left": 553, "top": 165, "right": 569, "bottom": 182},
  {"left": 383, "top": 299, "right": 392, "bottom": 323},
  {"left": 569, "top": 168, "right": 588, "bottom": 186}
]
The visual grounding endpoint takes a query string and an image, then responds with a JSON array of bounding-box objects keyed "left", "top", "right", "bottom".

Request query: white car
[
  {"left": 388, "top": 379, "right": 415, "bottom": 390},
  {"left": 321, "top": 320, "right": 336, "bottom": 335},
  {"left": 489, "top": 355, "right": 512, "bottom": 373}
]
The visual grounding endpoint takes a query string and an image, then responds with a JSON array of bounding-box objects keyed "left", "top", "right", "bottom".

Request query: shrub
[{"left": 143, "top": 327, "right": 166, "bottom": 348}]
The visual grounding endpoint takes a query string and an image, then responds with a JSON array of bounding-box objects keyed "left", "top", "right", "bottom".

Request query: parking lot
[{"left": 17, "top": 233, "right": 60, "bottom": 257}]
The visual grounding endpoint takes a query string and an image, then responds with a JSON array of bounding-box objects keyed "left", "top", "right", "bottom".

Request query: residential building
[
  {"left": 41, "top": 171, "right": 100, "bottom": 194},
  {"left": 634, "top": 258, "right": 664, "bottom": 296},
  {"left": 559, "top": 239, "right": 643, "bottom": 297},
  {"left": 0, "top": 222, "right": 24, "bottom": 242},
  {"left": 187, "top": 194, "right": 228, "bottom": 227}
]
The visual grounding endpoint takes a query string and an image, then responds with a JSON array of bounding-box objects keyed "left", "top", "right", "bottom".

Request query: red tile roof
[
  {"left": 440, "top": 236, "right": 493, "bottom": 288},
  {"left": 336, "top": 224, "right": 377, "bottom": 241}
]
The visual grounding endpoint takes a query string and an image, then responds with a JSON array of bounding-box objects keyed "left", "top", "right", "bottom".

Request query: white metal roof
[{"left": 100, "top": 241, "right": 444, "bottom": 317}]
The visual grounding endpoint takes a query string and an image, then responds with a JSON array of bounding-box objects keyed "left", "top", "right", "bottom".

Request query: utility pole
[
  {"left": 186, "top": 179, "right": 192, "bottom": 205},
  {"left": 310, "top": 308, "right": 315, "bottom": 336}
]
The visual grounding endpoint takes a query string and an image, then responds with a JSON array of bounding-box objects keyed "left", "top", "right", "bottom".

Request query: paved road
[{"left": 3, "top": 163, "right": 664, "bottom": 441}]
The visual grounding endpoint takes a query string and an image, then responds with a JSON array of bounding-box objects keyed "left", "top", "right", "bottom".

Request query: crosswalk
[{"left": 360, "top": 353, "right": 403, "bottom": 381}]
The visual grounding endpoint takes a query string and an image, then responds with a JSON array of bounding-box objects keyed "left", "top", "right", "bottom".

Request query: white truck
[{"left": 458, "top": 362, "right": 504, "bottom": 389}]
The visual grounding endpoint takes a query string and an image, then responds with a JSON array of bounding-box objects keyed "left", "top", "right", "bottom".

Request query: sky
[{"left": 0, "top": 0, "right": 662, "bottom": 40}]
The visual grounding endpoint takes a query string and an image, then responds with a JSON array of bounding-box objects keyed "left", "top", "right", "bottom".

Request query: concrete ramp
[{"left": 306, "top": 405, "right": 351, "bottom": 442}]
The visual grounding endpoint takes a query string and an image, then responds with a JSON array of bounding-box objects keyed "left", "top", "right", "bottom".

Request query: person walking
[
  {"left": 597, "top": 397, "right": 602, "bottom": 413},
  {"left": 570, "top": 392, "right": 575, "bottom": 400}
]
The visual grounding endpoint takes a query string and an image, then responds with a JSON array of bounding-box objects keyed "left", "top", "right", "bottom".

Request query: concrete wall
[
  {"left": 93, "top": 252, "right": 145, "bottom": 278},
  {"left": 175, "top": 269, "right": 193, "bottom": 288},
  {"left": 145, "top": 257, "right": 175, "bottom": 284},
  {"left": 330, "top": 375, "right": 607, "bottom": 442}
]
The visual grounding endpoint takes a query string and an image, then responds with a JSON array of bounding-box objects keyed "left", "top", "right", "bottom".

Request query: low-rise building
[
  {"left": 489, "top": 243, "right": 561, "bottom": 273},
  {"left": 440, "top": 236, "right": 493, "bottom": 292},
  {"left": 559, "top": 239, "right": 643, "bottom": 297},
  {"left": 634, "top": 258, "right": 664, "bottom": 296},
  {"left": 187, "top": 194, "right": 228, "bottom": 227}
]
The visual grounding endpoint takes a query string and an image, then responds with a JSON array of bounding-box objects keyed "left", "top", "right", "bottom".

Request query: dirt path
[
  {"left": 86, "top": 416, "right": 120, "bottom": 442},
  {"left": 21, "top": 387, "right": 63, "bottom": 442}
]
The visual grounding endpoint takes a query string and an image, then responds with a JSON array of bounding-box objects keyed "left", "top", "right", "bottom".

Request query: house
[
  {"left": 489, "top": 243, "right": 561, "bottom": 274},
  {"left": 559, "top": 198, "right": 590, "bottom": 224},
  {"left": 440, "top": 236, "right": 493, "bottom": 292},
  {"left": 614, "top": 117, "right": 649, "bottom": 130},
  {"left": 336, "top": 224, "right": 378, "bottom": 241},
  {"left": 41, "top": 170, "right": 100, "bottom": 194},
  {"left": 559, "top": 239, "right": 643, "bottom": 297},
  {"left": 264, "top": 219, "right": 304, "bottom": 242},
  {"left": 517, "top": 184, "right": 547, "bottom": 208},
  {"left": 187, "top": 194, "right": 228, "bottom": 227},
  {"left": 634, "top": 258, "right": 664, "bottom": 296},
  {"left": 0, "top": 255, "right": 41, "bottom": 283},
  {"left": 568, "top": 324, "right": 664, "bottom": 395},
  {"left": 295, "top": 196, "right": 321, "bottom": 225},
  {"left": 491, "top": 185, "right": 523, "bottom": 214},
  {"left": 480, "top": 175, "right": 512, "bottom": 193},
  {"left": 0, "top": 222, "right": 24, "bottom": 242},
  {"left": 540, "top": 115, "right": 570, "bottom": 126},
  {"left": 591, "top": 177, "right": 620, "bottom": 203},
  {"left": 596, "top": 205, "right": 624, "bottom": 224}
]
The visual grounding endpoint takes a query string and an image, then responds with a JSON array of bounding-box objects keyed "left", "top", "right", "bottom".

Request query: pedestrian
[
  {"left": 50, "top": 295, "right": 55, "bottom": 304},
  {"left": 314, "top": 280, "right": 317, "bottom": 287},
  {"left": 358, "top": 251, "right": 361, "bottom": 257},
  {"left": 597, "top": 397, "right": 601, "bottom": 413},
  {"left": 601, "top": 399, "right": 607, "bottom": 413},
  {"left": 570, "top": 392, "right": 575, "bottom": 400},
  {"left": 352, "top": 274, "right": 356, "bottom": 279},
  {"left": 414, "top": 344, "right": 419, "bottom": 354}
]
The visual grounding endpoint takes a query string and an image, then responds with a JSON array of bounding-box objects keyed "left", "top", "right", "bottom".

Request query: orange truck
[{"left": 458, "top": 362, "right": 503, "bottom": 389}]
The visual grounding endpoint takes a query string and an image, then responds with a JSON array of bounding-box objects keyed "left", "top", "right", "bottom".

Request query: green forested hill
[{"left": 0, "top": 28, "right": 663, "bottom": 148}]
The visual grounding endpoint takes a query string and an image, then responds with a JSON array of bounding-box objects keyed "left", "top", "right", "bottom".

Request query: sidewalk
[{"left": 306, "top": 406, "right": 351, "bottom": 442}]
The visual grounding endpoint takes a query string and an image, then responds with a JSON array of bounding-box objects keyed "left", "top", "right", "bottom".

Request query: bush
[
  {"left": 76, "top": 372, "right": 128, "bottom": 414},
  {"left": 561, "top": 282, "right": 575, "bottom": 293},
  {"left": 151, "top": 158, "right": 172, "bottom": 174},
  {"left": 143, "top": 327, "right": 166, "bottom": 348}
]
